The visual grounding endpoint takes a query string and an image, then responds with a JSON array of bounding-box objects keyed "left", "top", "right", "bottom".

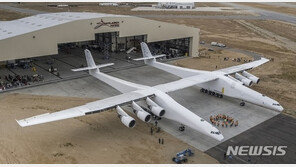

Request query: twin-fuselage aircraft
[{"left": 17, "top": 42, "right": 283, "bottom": 141}]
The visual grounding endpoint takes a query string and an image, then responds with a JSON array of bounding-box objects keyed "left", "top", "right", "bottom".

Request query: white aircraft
[
  {"left": 16, "top": 42, "right": 282, "bottom": 142},
  {"left": 135, "top": 43, "right": 283, "bottom": 112},
  {"left": 17, "top": 48, "right": 224, "bottom": 141}
]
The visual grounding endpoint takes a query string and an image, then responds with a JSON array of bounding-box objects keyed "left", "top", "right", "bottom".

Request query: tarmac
[
  {"left": 12, "top": 61, "right": 280, "bottom": 152},
  {"left": 206, "top": 113, "right": 296, "bottom": 164},
  {"left": 0, "top": 48, "right": 146, "bottom": 93}
]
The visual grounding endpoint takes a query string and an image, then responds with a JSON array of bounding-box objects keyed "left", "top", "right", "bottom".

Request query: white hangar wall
[{"left": 0, "top": 13, "right": 200, "bottom": 61}]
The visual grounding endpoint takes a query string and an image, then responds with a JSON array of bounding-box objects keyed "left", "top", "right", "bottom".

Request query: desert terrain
[
  {"left": 174, "top": 49, "right": 253, "bottom": 71},
  {"left": 0, "top": 9, "right": 28, "bottom": 20},
  {"left": 0, "top": 93, "right": 218, "bottom": 164},
  {"left": 240, "top": 2, "right": 296, "bottom": 16},
  {"left": 0, "top": 2, "right": 255, "bottom": 18}
]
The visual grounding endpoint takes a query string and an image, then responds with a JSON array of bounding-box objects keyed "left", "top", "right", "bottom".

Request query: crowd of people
[
  {"left": 210, "top": 114, "right": 238, "bottom": 127},
  {"left": 223, "top": 57, "right": 252, "bottom": 63},
  {"left": 0, "top": 74, "right": 44, "bottom": 91}
]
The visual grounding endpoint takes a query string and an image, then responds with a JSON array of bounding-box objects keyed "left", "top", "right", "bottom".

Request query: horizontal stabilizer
[
  {"left": 71, "top": 63, "right": 114, "bottom": 72},
  {"left": 133, "top": 54, "right": 166, "bottom": 61}
]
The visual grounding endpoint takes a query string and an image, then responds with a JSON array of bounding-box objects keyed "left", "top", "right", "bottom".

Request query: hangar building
[{"left": 0, "top": 12, "right": 200, "bottom": 62}]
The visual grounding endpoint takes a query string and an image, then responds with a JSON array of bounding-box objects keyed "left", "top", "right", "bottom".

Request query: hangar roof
[{"left": 0, "top": 12, "right": 129, "bottom": 40}]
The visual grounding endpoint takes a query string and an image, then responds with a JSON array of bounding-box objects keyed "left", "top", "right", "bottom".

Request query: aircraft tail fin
[
  {"left": 134, "top": 42, "right": 166, "bottom": 63},
  {"left": 85, "top": 49, "right": 96, "bottom": 68},
  {"left": 71, "top": 49, "right": 114, "bottom": 72},
  {"left": 140, "top": 42, "right": 153, "bottom": 58}
]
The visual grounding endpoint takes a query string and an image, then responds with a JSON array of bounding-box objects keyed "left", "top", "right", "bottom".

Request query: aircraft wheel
[
  {"left": 204, "top": 89, "right": 208, "bottom": 93},
  {"left": 200, "top": 88, "right": 204, "bottom": 93},
  {"left": 219, "top": 94, "right": 223, "bottom": 98},
  {"left": 240, "top": 102, "right": 245, "bottom": 106},
  {"left": 179, "top": 125, "right": 185, "bottom": 131}
]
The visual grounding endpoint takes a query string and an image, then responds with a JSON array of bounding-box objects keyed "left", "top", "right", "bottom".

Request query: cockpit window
[
  {"left": 211, "top": 131, "right": 221, "bottom": 135},
  {"left": 273, "top": 103, "right": 280, "bottom": 106}
]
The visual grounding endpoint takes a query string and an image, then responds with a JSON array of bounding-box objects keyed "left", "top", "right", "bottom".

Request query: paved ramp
[{"left": 206, "top": 114, "right": 296, "bottom": 163}]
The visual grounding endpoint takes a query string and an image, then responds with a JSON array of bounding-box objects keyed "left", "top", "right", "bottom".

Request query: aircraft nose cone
[
  {"left": 278, "top": 106, "right": 284, "bottom": 112},
  {"left": 209, "top": 130, "right": 224, "bottom": 141},
  {"left": 217, "top": 134, "right": 224, "bottom": 141}
]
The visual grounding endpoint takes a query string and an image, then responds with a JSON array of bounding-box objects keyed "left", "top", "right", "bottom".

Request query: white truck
[
  {"left": 211, "top": 42, "right": 226, "bottom": 48},
  {"left": 211, "top": 42, "right": 218, "bottom": 46}
]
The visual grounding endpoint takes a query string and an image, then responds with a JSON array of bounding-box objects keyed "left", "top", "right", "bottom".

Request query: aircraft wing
[
  {"left": 154, "top": 74, "right": 218, "bottom": 93},
  {"left": 16, "top": 91, "right": 154, "bottom": 127},
  {"left": 217, "top": 58, "right": 269, "bottom": 74}
]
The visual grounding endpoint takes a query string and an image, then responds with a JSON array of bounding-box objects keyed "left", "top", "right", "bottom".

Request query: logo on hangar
[{"left": 94, "top": 19, "right": 120, "bottom": 29}]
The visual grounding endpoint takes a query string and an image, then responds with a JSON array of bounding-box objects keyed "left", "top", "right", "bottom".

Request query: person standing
[{"left": 235, "top": 120, "right": 239, "bottom": 127}]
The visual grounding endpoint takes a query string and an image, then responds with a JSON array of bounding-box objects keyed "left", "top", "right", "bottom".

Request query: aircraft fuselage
[
  {"left": 135, "top": 88, "right": 224, "bottom": 141},
  {"left": 197, "top": 72, "right": 283, "bottom": 112}
]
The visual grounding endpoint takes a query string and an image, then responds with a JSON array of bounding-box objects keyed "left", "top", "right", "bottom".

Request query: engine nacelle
[
  {"left": 234, "top": 73, "right": 253, "bottom": 86},
  {"left": 120, "top": 116, "right": 136, "bottom": 128},
  {"left": 116, "top": 106, "right": 136, "bottom": 128},
  {"left": 146, "top": 97, "right": 165, "bottom": 117},
  {"left": 242, "top": 71, "right": 260, "bottom": 84},
  {"left": 131, "top": 101, "right": 151, "bottom": 123},
  {"left": 227, "top": 75, "right": 244, "bottom": 84}
]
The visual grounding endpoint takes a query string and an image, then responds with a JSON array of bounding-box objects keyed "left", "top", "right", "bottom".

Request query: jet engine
[
  {"left": 242, "top": 71, "right": 260, "bottom": 84},
  {"left": 116, "top": 106, "right": 136, "bottom": 128},
  {"left": 131, "top": 101, "right": 152, "bottom": 123},
  {"left": 234, "top": 73, "right": 253, "bottom": 86},
  {"left": 146, "top": 97, "right": 165, "bottom": 117}
]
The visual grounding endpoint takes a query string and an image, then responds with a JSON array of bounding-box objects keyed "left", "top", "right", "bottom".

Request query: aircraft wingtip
[{"left": 16, "top": 119, "right": 26, "bottom": 127}]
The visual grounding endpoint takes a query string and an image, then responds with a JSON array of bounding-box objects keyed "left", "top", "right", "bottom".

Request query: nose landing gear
[{"left": 240, "top": 101, "right": 245, "bottom": 106}]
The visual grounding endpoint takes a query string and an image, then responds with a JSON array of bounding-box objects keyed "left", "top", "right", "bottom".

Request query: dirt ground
[
  {"left": 152, "top": 18, "right": 260, "bottom": 40},
  {"left": 175, "top": 49, "right": 253, "bottom": 71},
  {"left": 153, "top": 18, "right": 291, "bottom": 54},
  {"left": 0, "top": 9, "right": 28, "bottom": 20},
  {"left": 0, "top": 93, "right": 219, "bottom": 164},
  {"left": 240, "top": 2, "right": 296, "bottom": 16},
  {"left": 247, "top": 20, "right": 296, "bottom": 42}
]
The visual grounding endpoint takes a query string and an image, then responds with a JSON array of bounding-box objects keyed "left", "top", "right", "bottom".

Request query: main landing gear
[
  {"left": 200, "top": 88, "right": 223, "bottom": 98},
  {"left": 179, "top": 124, "right": 185, "bottom": 131},
  {"left": 240, "top": 101, "right": 245, "bottom": 106}
]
